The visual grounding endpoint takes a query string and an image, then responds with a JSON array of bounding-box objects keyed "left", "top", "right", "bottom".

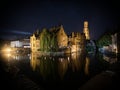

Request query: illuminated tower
[{"left": 83, "top": 21, "right": 90, "bottom": 40}]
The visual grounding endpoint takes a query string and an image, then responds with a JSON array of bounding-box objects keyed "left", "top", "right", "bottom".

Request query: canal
[{"left": 0, "top": 52, "right": 117, "bottom": 90}]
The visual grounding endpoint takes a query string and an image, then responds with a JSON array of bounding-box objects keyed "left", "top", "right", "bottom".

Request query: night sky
[{"left": 0, "top": 0, "right": 119, "bottom": 40}]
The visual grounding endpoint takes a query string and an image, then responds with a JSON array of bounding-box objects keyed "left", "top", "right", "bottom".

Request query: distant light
[
  {"left": 7, "top": 53, "right": 11, "bottom": 57},
  {"left": 2, "top": 47, "right": 12, "bottom": 53},
  {"left": 68, "top": 57, "right": 70, "bottom": 61},
  {"left": 6, "top": 48, "right": 11, "bottom": 52}
]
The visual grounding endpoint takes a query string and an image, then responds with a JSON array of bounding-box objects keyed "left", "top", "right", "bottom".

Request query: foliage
[
  {"left": 86, "top": 40, "right": 96, "bottom": 53},
  {"left": 96, "top": 32, "right": 112, "bottom": 48},
  {"left": 37, "top": 56, "right": 56, "bottom": 80},
  {"left": 39, "top": 28, "right": 59, "bottom": 52},
  {"left": 86, "top": 45, "right": 94, "bottom": 52}
]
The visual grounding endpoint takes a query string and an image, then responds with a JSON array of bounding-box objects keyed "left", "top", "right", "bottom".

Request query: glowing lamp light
[
  {"left": 7, "top": 53, "right": 11, "bottom": 57},
  {"left": 2, "top": 47, "right": 12, "bottom": 53},
  {"left": 6, "top": 48, "right": 11, "bottom": 52}
]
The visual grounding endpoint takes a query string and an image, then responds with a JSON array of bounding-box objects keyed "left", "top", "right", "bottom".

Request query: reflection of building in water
[
  {"left": 84, "top": 56, "right": 90, "bottom": 75},
  {"left": 58, "top": 57, "right": 69, "bottom": 79},
  {"left": 70, "top": 53, "right": 81, "bottom": 72},
  {"left": 2, "top": 53, "right": 30, "bottom": 61},
  {"left": 30, "top": 53, "right": 40, "bottom": 71},
  {"left": 10, "top": 54, "right": 30, "bottom": 60},
  {"left": 103, "top": 54, "right": 117, "bottom": 64},
  {"left": 57, "top": 53, "right": 87, "bottom": 79},
  {"left": 58, "top": 53, "right": 87, "bottom": 79},
  {"left": 30, "top": 52, "right": 88, "bottom": 80},
  {"left": 30, "top": 53, "right": 57, "bottom": 80}
]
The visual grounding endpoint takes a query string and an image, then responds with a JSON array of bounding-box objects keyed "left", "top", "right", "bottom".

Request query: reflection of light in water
[
  {"left": 70, "top": 52, "right": 83, "bottom": 72},
  {"left": 71, "top": 53, "right": 74, "bottom": 56},
  {"left": 84, "top": 57, "right": 90, "bottom": 75},
  {"left": 103, "top": 54, "right": 117, "bottom": 64},
  {"left": 61, "top": 58, "right": 63, "bottom": 62},
  {"left": 3, "top": 53, "right": 11, "bottom": 59},
  {"left": 44, "top": 57, "right": 46, "bottom": 60},
  {"left": 71, "top": 53, "right": 77, "bottom": 60},
  {"left": 59, "top": 58, "right": 64, "bottom": 62},
  {"left": 2, "top": 47, "right": 12, "bottom": 53},
  {"left": 103, "top": 55, "right": 109, "bottom": 61},
  {"left": 15, "top": 55, "right": 19, "bottom": 60},
  {"left": 1, "top": 53, "right": 12, "bottom": 62},
  {"left": 29, "top": 55, "right": 31, "bottom": 59},
  {"left": 30, "top": 53, "right": 39, "bottom": 71},
  {"left": 7, "top": 53, "right": 11, "bottom": 57},
  {"left": 67, "top": 57, "right": 70, "bottom": 61},
  {"left": 30, "top": 52, "right": 86, "bottom": 80},
  {"left": 6, "top": 48, "right": 11, "bottom": 52},
  {"left": 58, "top": 57, "right": 68, "bottom": 79}
]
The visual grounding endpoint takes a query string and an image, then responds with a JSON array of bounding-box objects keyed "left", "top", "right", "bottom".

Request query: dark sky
[{"left": 0, "top": 0, "right": 119, "bottom": 40}]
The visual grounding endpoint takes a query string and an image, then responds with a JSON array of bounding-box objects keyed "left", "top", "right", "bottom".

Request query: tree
[
  {"left": 97, "top": 32, "right": 112, "bottom": 48},
  {"left": 39, "top": 28, "right": 59, "bottom": 52}
]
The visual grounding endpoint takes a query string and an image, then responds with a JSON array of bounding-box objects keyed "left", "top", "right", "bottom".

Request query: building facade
[
  {"left": 10, "top": 39, "right": 30, "bottom": 48},
  {"left": 56, "top": 25, "right": 68, "bottom": 48},
  {"left": 30, "top": 34, "right": 40, "bottom": 52},
  {"left": 68, "top": 32, "right": 86, "bottom": 52},
  {"left": 30, "top": 25, "right": 68, "bottom": 52},
  {"left": 30, "top": 21, "right": 89, "bottom": 53}
]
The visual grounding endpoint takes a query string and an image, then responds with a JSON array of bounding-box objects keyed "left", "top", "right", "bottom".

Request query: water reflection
[
  {"left": 2, "top": 53, "right": 30, "bottom": 61},
  {"left": 30, "top": 52, "right": 90, "bottom": 80},
  {"left": 84, "top": 56, "right": 90, "bottom": 75},
  {"left": 1, "top": 52, "right": 117, "bottom": 73},
  {"left": 0, "top": 51, "right": 118, "bottom": 89},
  {"left": 103, "top": 54, "right": 117, "bottom": 64},
  {"left": 58, "top": 57, "right": 68, "bottom": 79}
]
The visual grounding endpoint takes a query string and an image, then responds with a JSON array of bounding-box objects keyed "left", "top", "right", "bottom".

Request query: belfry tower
[{"left": 83, "top": 21, "right": 90, "bottom": 40}]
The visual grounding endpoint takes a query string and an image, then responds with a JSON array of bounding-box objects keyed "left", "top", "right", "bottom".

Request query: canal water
[{"left": 0, "top": 52, "right": 117, "bottom": 90}]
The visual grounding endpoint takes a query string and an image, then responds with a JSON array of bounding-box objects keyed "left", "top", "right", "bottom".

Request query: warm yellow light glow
[
  {"left": 6, "top": 48, "right": 11, "bottom": 52},
  {"left": 85, "top": 57, "right": 90, "bottom": 75},
  {"left": 83, "top": 21, "right": 90, "bottom": 40},
  {"left": 2, "top": 47, "right": 12, "bottom": 53},
  {"left": 7, "top": 53, "right": 11, "bottom": 57}
]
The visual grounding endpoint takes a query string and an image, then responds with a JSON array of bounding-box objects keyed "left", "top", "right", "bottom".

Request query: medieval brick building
[
  {"left": 30, "top": 21, "right": 90, "bottom": 53},
  {"left": 30, "top": 25, "right": 68, "bottom": 52}
]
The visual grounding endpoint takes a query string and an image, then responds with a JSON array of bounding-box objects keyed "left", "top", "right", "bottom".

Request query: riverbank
[
  {"left": 79, "top": 60, "right": 120, "bottom": 90},
  {"left": 0, "top": 52, "right": 119, "bottom": 90},
  {"left": 1, "top": 61, "right": 120, "bottom": 90},
  {"left": 0, "top": 60, "right": 42, "bottom": 90}
]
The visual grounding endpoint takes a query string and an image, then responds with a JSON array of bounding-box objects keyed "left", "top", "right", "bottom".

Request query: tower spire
[{"left": 83, "top": 21, "right": 90, "bottom": 40}]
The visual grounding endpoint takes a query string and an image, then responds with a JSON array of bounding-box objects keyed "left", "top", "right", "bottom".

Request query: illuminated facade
[
  {"left": 56, "top": 25, "right": 68, "bottom": 48},
  {"left": 30, "top": 21, "right": 89, "bottom": 53},
  {"left": 68, "top": 32, "right": 86, "bottom": 53},
  {"left": 30, "top": 52, "right": 89, "bottom": 79},
  {"left": 83, "top": 21, "right": 90, "bottom": 40},
  {"left": 111, "top": 33, "right": 117, "bottom": 53},
  {"left": 30, "top": 33, "right": 40, "bottom": 52},
  {"left": 10, "top": 39, "right": 30, "bottom": 48},
  {"left": 30, "top": 25, "right": 68, "bottom": 52}
]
